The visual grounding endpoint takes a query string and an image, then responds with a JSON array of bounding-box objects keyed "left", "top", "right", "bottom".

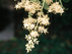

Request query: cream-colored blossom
[
  {"left": 44, "top": 28, "right": 48, "bottom": 34},
  {"left": 15, "top": 1, "right": 25, "bottom": 9},
  {"left": 15, "top": 0, "right": 41, "bottom": 14},
  {"left": 30, "top": 31, "right": 39, "bottom": 37},
  {"left": 23, "top": 17, "right": 36, "bottom": 24},
  {"left": 23, "top": 0, "right": 41, "bottom": 13},
  {"left": 25, "top": 44, "right": 32, "bottom": 53},
  {"left": 28, "top": 40, "right": 34, "bottom": 45},
  {"left": 25, "top": 35, "right": 32, "bottom": 41},
  {"left": 48, "top": 2, "right": 64, "bottom": 14},
  {"left": 35, "top": 40, "right": 39, "bottom": 45},
  {"left": 38, "top": 15, "right": 50, "bottom": 26},
  {"left": 38, "top": 26, "right": 45, "bottom": 33},
  {"left": 33, "top": 38, "right": 38, "bottom": 42},
  {"left": 38, "top": 26, "right": 48, "bottom": 34},
  {"left": 24, "top": 23, "right": 35, "bottom": 30}
]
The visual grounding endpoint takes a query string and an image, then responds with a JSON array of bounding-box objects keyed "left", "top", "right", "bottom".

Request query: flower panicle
[{"left": 14, "top": 0, "right": 65, "bottom": 53}]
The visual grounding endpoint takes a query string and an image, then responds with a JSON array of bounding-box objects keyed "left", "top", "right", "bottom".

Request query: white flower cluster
[
  {"left": 23, "top": 17, "right": 36, "bottom": 30},
  {"left": 23, "top": 13, "right": 50, "bottom": 53},
  {"left": 25, "top": 33, "right": 39, "bottom": 53},
  {"left": 48, "top": 2, "right": 64, "bottom": 14},
  {"left": 15, "top": 0, "right": 41, "bottom": 14},
  {"left": 14, "top": 0, "right": 65, "bottom": 53}
]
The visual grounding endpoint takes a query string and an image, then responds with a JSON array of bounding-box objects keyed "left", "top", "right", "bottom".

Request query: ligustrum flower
[
  {"left": 15, "top": 0, "right": 41, "bottom": 14},
  {"left": 38, "top": 15, "right": 50, "bottom": 26},
  {"left": 24, "top": 23, "right": 35, "bottom": 30},
  {"left": 38, "top": 26, "right": 48, "bottom": 34},
  {"left": 48, "top": 2, "right": 64, "bottom": 14},
  {"left": 14, "top": 0, "right": 65, "bottom": 53},
  {"left": 30, "top": 31, "right": 39, "bottom": 37}
]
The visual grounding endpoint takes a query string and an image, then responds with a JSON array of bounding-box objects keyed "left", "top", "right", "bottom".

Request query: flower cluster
[
  {"left": 14, "top": 0, "right": 65, "bottom": 53},
  {"left": 15, "top": 0, "right": 41, "bottom": 14},
  {"left": 23, "top": 17, "right": 36, "bottom": 30},
  {"left": 23, "top": 12, "right": 50, "bottom": 53},
  {"left": 48, "top": 2, "right": 64, "bottom": 14},
  {"left": 25, "top": 33, "right": 39, "bottom": 53}
]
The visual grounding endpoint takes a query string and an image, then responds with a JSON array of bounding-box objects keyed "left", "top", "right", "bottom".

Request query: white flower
[
  {"left": 24, "top": 23, "right": 29, "bottom": 29},
  {"left": 26, "top": 47, "right": 32, "bottom": 53},
  {"left": 33, "top": 38, "right": 38, "bottom": 42},
  {"left": 26, "top": 48, "right": 32, "bottom": 53},
  {"left": 38, "top": 26, "right": 48, "bottom": 34},
  {"left": 15, "top": 4, "right": 21, "bottom": 9},
  {"left": 30, "top": 24, "right": 35, "bottom": 29},
  {"left": 38, "top": 15, "right": 50, "bottom": 26},
  {"left": 28, "top": 40, "right": 33, "bottom": 44},
  {"left": 25, "top": 44, "right": 30, "bottom": 48},
  {"left": 24, "top": 23, "right": 35, "bottom": 30},
  {"left": 23, "top": 0, "right": 41, "bottom": 13},
  {"left": 48, "top": 2, "right": 64, "bottom": 14},
  {"left": 44, "top": 29, "right": 48, "bottom": 34},
  {"left": 38, "top": 26, "right": 44, "bottom": 33},
  {"left": 25, "top": 35, "right": 32, "bottom": 41},
  {"left": 15, "top": 5, "right": 19, "bottom": 9},
  {"left": 23, "top": 17, "right": 36, "bottom": 24},
  {"left": 30, "top": 31, "right": 39, "bottom": 37},
  {"left": 35, "top": 41, "right": 39, "bottom": 45}
]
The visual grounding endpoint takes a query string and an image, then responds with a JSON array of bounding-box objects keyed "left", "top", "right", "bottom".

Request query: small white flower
[
  {"left": 35, "top": 41, "right": 39, "bottom": 45},
  {"left": 48, "top": 2, "right": 64, "bottom": 14},
  {"left": 38, "top": 15, "right": 50, "bottom": 26},
  {"left": 33, "top": 38, "right": 38, "bottom": 42},
  {"left": 28, "top": 40, "right": 33, "bottom": 44},
  {"left": 44, "top": 29, "right": 48, "bottom": 34},
  {"left": 15, "top": 5, "right": 19, "bottom": 9},
  {"left": 30, "top": 44, "right": 35, "bottom": 48},
  {"left": 23, "top": 17, "right": 36, "bottom": 24},
  {"left": 38, "top": 26, "right": 44, "bottom": 33},
  {"left": 24, "top": 23, "right": 35, "bottom": 30},
  {"left": 30, "top": 24, "right": 35, "bottom": 30},
  {"left": 26, "top": 47, "right": 32, "bottom": 53},
  {"left": 25, "top": 35, "right": 32, "bottom": 41},
  {"left": 30, "top": 31, "right": 39, "bottom": 37},
  {"left": 38, "top": 26, "right": 48, "bottom": 34}
]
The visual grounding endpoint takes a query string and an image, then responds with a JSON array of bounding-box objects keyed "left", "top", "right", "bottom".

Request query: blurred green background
[{"left": 0, "top": 0, "right": 72, "bottom": 54}]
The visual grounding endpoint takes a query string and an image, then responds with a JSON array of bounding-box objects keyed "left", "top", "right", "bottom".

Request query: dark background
[{"left": 0, "top": 0, "right": 72, "bottom": 54}]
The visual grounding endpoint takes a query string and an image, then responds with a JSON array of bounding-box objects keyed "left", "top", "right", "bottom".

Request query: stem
[
  {"left": 34, "top": 0, "right": 46, "bottom": 31},
  {"left": 28, "top": 12, "right": 32, "bottom": 17},
  {"left": 41, "top": 0, "right": 45, "bottom": 12},
  {"left": 35, "top": 20, "right": 38, "bottom": 31},
  {"left": 59, "top": 0, "right": 63, "bottom": 7}
]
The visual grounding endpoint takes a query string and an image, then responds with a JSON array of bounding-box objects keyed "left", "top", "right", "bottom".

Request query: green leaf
[
  {"left": 44, "top": 2, "right": 49, "bottom": 10},
  {"left": 63, "top": 0, "right": 71, "bottom": 3}
]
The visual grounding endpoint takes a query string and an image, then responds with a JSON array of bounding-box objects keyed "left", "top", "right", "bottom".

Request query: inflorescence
[{"left": 14, "top": 0, "right": 64, "bottom": 53}]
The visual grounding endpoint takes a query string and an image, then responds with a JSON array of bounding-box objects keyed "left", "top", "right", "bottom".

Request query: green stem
[
  {"left": 35, "top": 20, "right": 38, "bottom": 31},
  {"left": 34, "top": 0, "right": 46, "bottom": 31},
  {"left": 59, "top": 0, "right": 63, "bottom": 7},
  {"left": 41, "top": 0, "right": 45, "bottom": 12},
  {"left": 28, "top": 12, "right": 32, "bottom": 18}
]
